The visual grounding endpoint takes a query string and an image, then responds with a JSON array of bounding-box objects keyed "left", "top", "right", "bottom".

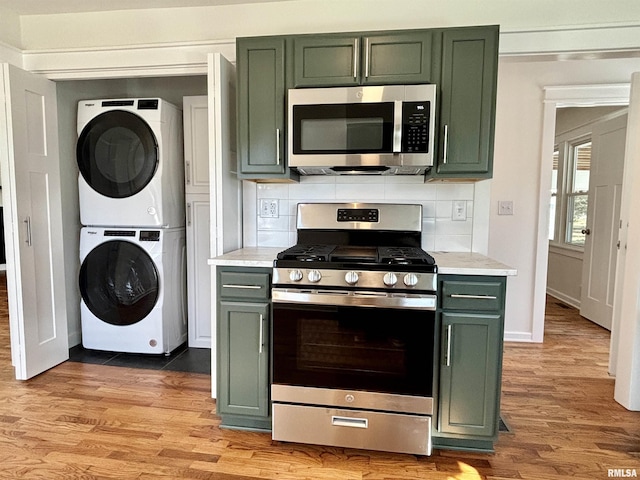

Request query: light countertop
[{"left": 210, "top": 248, "right": 517, "bottom": 276}]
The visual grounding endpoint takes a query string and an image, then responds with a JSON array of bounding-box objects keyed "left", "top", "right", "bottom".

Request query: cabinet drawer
[
  {"left": 441, "top": 280, "right": 503, "bottom": 311},
  {"left": 219, "top": 272, "right": 270, "bottom": 300},
  {"left": 272, "top": 403, "right": 431, "bottom": 455}
]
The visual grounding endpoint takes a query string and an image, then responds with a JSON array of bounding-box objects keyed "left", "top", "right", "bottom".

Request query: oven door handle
[{"left": 272, "top": 288, "right": 436, "bottom": 311}]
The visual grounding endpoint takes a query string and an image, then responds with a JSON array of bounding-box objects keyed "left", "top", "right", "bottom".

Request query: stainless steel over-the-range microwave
[{"left": 287, "top": 84, "right": 436, "bottom": 175}]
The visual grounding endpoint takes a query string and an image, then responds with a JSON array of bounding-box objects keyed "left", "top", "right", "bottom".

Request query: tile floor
[{"left": 68, "top": 343, "right": 211, "bottom": 375}]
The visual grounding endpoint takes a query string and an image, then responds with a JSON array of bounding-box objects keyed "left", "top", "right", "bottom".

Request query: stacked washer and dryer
[{"left": 77, "top": 99, "right": 187, "bottom": 355}]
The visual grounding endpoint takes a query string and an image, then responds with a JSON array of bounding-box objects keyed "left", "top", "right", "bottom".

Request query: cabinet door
[
  {"left": 186, "top": 196, "right": 210, "bottom": 348},
  {"left": 436, "top": 27, "right": 498, "bottom": 177},
  {"left": 293, "top": 35, "right": 361, "bottom": 87},
  {"left": 439, "top": 312, "right": 502, "bottom": 437},
  {"left": 363, "top": 32, "right": 436, "bottom": 85},
  {"left": 237, "top": 37, "right": 286, "bottom": 175},
  {"left": 217, "top": 301, "right": 270, "bottom": 418},
  {"left": 183, "top": 95, "right": 209, "bottom": 195}
]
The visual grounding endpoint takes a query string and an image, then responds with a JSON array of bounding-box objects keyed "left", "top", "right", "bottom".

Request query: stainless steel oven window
[{"left": 272, "top": 301, "right": 435, "bottom": 397}]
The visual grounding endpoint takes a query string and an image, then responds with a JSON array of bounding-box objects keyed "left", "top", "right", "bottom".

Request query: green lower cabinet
[
  {"left": 216, "top": 267, "right": 272, "bottom": 431},
  {"left": 434, "top": 275, "right": 506, "bottom": 452}
]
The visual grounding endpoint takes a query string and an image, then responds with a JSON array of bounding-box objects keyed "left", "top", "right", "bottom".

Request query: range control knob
[
  {"left": 403, "top": 273, "right": 419, "bottom": 287},
  {"left": 289, "top": 269, "right": 303, "bottom": 282},
  {"left": 345, "top": 271, "right": 359, "bottom": 285},
  {"left": 308, "top": 269, "right": 322, "bottom": 283},
  {"left": 383, "top": 272, "right": 398, "bottom": 286}
]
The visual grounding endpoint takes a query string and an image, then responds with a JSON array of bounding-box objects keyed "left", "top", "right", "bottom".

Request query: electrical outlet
[
  {"left": 452, "top": 200, "right": 467, "bottom": 221},
  {"left": 259, "top": 199, "right": 279, "bottom": 218},
  {"left": 498, "top": 200, "right": 514, "bottom": 216}
]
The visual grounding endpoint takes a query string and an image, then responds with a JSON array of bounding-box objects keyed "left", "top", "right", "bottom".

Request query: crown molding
[
  {"left": 0, "top": 40, "right": 23, "bottom": 68},
  {"left": 12, "top": 23, "right": 640, "bottom": 80}
]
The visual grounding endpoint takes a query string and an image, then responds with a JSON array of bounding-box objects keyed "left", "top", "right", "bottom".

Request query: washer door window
[
  {"left": 80, "top": 240, "right": 159, "bottom": 326},
  {"left": 77, "top": 110, "right": 158, "bottom": 198}
]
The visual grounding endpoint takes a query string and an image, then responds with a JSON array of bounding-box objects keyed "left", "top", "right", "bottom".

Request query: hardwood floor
[{"left": 0, "top": 275, "right": 638, "bottom": 479}]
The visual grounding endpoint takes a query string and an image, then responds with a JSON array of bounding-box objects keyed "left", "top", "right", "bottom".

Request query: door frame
[{"left": 536, "top": 83, "right": 630, "bottom": 363}]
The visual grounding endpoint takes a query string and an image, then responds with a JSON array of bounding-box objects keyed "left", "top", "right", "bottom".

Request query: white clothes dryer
[
  {"left": 77, "top": 98, "right": 185, "bottom": 228},
  {"left": 79, "top": 227, "right": 187, "bottom": 354}
]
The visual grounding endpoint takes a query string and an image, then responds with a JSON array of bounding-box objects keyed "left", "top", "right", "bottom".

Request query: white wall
[
  {"left": 14, "top": 0, "right": 640, "bottom": 51},
  {"left": 243, "top": 177, "right": 477, "bottom": 252},
  {"left": 491, "top": 56, "right": 640, "bottom": 341},
  {"left": 0, "top": 7, "right": 21, "bottom": 48}
]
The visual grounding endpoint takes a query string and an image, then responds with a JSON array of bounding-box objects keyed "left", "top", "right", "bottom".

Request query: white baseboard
[
  {"left": 546, "top": 288, "right": 581, "bottom": 310},
  {"left": 504, "top": 331, "right": 535, "bottom": 342}
]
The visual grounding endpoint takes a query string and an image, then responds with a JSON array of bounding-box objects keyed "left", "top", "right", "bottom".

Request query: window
[
  {"left": 550, "top": 135, "right": 591, "bottom": 250},
  {"left": 566, "top": 141, "right": 591, "bottom": 246},
  {"left": 549, "top": 149, "right": 559, "bottom": 241}
]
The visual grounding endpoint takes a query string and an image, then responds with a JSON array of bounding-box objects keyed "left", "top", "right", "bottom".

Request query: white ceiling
[{"left": 0, "top": 0, "right": 288, "bottom": 15}]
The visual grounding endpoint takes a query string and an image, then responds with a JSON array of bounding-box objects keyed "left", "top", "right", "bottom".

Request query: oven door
[{"left": 272, "top": 288, "right": 436, "bottom": 414}]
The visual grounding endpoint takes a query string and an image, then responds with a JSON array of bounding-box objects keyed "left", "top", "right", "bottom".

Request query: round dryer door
[
  {"left": 77, "top": 110, "right": 158, "bottom": 198},
  {"left": 79, "top": 240, "right": 159, "bottom": 326}
]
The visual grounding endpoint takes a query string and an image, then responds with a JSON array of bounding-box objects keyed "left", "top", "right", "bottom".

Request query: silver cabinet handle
[
  {"left": 443, "top": 124, "right": 449, "bottom": 164},
  {"left": 258, "top": 313, "right": 265, "bottom": 354},
  {"left": 24, "top": 217, "right": 32, "bottom": 246},
  {"left": 364, "top": 37, "right": 370, "bottom": 78},
  {"left": 221, "top": 284, "right": 262, "bottom": 290},
  {"left": 450, "top": 294, "right": 497, "bottom": 300},
  {"left": 185, "top": 161, "right": 191, "bottom": 185},
  {"left": 353, "top": 38, "right": 359, "bottom": 79},
  {"left": 186, "top": 202, "right": 192, "bottom": 226},
  {"left": 276, "top": 128, "right": 281, "bottom": 165},
  {"left": 332, "top": 416, "right": 368, "bottom": 429},
  {"left": 445, "top": 324, "right": 452, "bottom": 367}
]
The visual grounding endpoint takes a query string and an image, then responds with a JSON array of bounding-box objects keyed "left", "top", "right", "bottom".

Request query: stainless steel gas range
[{"left": 271, "top": 203, "right": 437, "bottom": 456}]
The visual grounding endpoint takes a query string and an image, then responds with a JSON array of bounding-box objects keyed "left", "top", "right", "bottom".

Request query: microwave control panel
[{"left": 402, "top": 101, "right": 430, "bottom": 153}]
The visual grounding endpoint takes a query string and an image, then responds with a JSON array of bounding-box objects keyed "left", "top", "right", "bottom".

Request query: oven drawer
[
  {"left": 272, "top": 403, "right": 431, "bottom": 455},
  {"left": 441, "top": 279, "right": 504, "bottom": 311},
  {"left": 219, "top": 271, "right": 271, "bottom": 300}
]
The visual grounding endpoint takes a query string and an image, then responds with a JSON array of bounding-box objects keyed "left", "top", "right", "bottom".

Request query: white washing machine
[
  {"left": 79, "top": 227, "right": 187, "bottom": 354},
  {"left": 77, "top": 98, "right": 185, "bottom": 228}
]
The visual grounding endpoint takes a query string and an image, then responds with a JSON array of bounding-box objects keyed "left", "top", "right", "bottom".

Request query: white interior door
[
  {"left": 0, "top": 64, "right": 68, "bottom": 380},
  {"left": 613, "top": 71, "right": 640, "bottom": 411},
  {"left": 580, "top": 113, "right": 627, "bottom": 330},
  {"left": 209, "top": 52, "right": 241, "bottom": 257}
]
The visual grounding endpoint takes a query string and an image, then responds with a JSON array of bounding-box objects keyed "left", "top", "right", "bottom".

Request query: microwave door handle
[{"left": 393, "top": 101, "right": 402, "bottom": 153}]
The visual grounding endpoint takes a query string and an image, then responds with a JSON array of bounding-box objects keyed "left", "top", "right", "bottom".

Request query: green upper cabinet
[
  {"left": 430, "top": 26, "right": 499, "bottom": 179},
  {"left": 292, "top": 31, "right": 438, "bottom": 87},
  {"left": 237, "top": 36, "right": 297, "bottom": 180},
  {"left": 292, "top": 35, "right": 361, "bottom": 87}
]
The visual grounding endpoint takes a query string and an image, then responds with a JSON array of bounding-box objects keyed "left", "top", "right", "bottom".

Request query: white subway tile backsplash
[
  {"left": 257, "top": 215, "right": 290, "bottom": 231},
  {"left": 256, "top": 183, "right": 289, "bottom": 199},
  {"left": 436, "top": 182, "right": 474, "bottom": 201},
  {"left": 435, "top": 218, "right": 473, "bottom": 236},
  {"left": 384, "top": 183, "right": 437, "bottom": 200},
  {"left": 336, "top": 183, "right": 383, "bottom": 200},
  {"left": 435, "top": 235, "right": 473, "bottom": 252},
  {"left": 436, "top": 200, "right": 453, "bottom": 218},
  {"left": 289, "top": 182, "right": 336, "bottom": 199},
  {"left": 257, "top": 231, "right": 292, "bottom": 247},
  {"left": 251, "top": 178, "right": 477, "bottom": 253}
]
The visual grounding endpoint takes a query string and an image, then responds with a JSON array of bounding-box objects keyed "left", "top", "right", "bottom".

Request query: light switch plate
[{"left": 498, "top": 200, "right": 514, "bottom": 215}]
